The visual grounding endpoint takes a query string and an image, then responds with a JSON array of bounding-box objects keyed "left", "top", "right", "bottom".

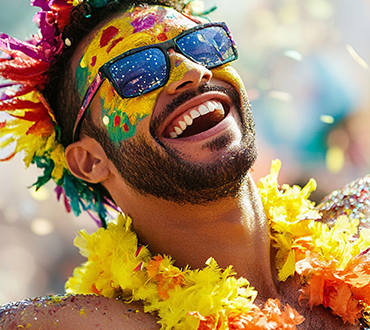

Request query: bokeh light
[{"left": 31, "top": 218, "right": 54, "bottom": 236}]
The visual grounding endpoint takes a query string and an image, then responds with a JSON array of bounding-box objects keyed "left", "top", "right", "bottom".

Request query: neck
[{"left": 110, "top": 174, "right": 277, "bottom": 302}]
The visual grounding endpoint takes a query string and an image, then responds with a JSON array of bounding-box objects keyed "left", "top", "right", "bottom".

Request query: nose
[{"left": 165, "top": 50, "right": 212, "bottom": 95}]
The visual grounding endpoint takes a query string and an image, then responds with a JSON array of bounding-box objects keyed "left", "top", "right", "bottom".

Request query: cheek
[
  {"left": 212, "top": 65, "right": 249, "bottom": 103},
  {"left": 212, "top": 65, "right": 246, "bottom": 96},
  {"left": 98, "top": 83, "right": 161, "bottom": 144}
]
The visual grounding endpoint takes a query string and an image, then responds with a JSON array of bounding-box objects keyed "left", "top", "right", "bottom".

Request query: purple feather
[{"left": 31, "top": 0, "right": 51, "bottom": 11}]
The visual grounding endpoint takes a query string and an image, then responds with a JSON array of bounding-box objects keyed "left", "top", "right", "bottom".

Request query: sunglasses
[{"left": 72, "top": 22, "right": 238, "bottom": 142}]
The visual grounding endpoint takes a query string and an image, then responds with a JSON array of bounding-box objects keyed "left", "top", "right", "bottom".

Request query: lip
[{"left": 152, "top": 91, "right": 234, "bottom": 141}]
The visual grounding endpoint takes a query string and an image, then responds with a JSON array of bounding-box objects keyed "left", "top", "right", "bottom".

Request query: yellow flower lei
[{"left": 65, "top": 160, "right": 370, "bottom": 329}]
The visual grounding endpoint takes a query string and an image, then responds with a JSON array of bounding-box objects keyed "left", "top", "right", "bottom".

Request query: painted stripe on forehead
[{"left": 100, "top": 26, "right": 119, "bottom": 48}]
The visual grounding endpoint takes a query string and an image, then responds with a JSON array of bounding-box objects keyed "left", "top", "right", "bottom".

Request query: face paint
[
  {"left": 212, "top": 65, "right": 249, "bottom": 104},
  {"left": 167, "top": 53, "right": 194, "bottom": 83},
  {"left": 76, "top": 6, "right": 196, "bottom": 144}
]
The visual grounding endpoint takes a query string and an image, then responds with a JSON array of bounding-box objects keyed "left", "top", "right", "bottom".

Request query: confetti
[
  {"left": 346, "top": 44, "right": 369, "bottom": 70},
  {"left": 283, "top": 50, "right": 303, "bottom": 61}
]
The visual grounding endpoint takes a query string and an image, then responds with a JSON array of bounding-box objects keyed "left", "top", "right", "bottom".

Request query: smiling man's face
[{"left": 75, "top": 5, "right": 257, "bottom": 204}]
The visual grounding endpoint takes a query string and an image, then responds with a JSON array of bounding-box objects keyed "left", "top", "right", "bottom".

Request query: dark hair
[{"left": 43, "top": 0, "right": 185, "bottom": 147}]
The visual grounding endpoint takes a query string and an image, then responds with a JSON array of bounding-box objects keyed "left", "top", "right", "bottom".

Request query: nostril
[
  {"left": 175, "top": 81, "right": 192, "bottom": 91},
  {"left": 203, "top": 72, "right": 212, "bottom": 81}
]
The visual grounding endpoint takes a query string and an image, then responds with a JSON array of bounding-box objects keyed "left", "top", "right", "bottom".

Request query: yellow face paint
[
  {"left": 167, "top": 52, "right": 195, "bottom": 84},
  {"left": 76, "top": 6, "right": 196, "bottom": 143},
  {"left": 212, "top": 65, "right": 248, "bottom": 101}
]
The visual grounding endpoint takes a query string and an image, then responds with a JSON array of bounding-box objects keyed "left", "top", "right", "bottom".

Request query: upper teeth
[{"left": 168, "top": 100, "right": 225, "bottom": 139}]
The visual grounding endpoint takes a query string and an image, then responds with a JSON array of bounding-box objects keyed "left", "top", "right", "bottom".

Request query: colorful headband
[{"left": 0, "top": 0, "right": 210, "bottom": 228}]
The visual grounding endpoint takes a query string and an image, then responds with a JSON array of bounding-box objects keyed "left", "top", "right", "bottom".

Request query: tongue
[{"left": 180, "top": 111, "right": 224, "bottom": 138}]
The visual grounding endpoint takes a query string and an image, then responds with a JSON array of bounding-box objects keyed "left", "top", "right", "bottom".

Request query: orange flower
[
  {"left": 191, "top": 300, "right": 304, "bottom": 330},
  {"left": 194, "top": 313, "right": 223, "bottom": 330},
  {"left": 297, "top": 252, "right": 366, "bottom": 324},
  {"left": 145, "top": 255, "right": 185, "bottom": 300},
  {"left": 146, "top": 255, "right": 164, "bottom": 278}
]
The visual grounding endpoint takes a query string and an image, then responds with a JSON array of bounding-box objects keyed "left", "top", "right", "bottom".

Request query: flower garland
[
  {"left": 65, "top": 216, "right": 304, "bottom": 330},
  {"left": 65, "top": 160, "right": 370, "bottom": 329},
  {"left": 259, "top": 160, "right": 370, "bottom": 324}
]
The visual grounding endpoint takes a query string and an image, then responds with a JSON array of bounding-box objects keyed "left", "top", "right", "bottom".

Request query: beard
[{"left": 85, "top": 84, "right": 257, "bottom": 205}]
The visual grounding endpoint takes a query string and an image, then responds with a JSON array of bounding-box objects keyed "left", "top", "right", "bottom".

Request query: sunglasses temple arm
[{"left": 72, "top": 72, "right": 105, "bottom": 142}]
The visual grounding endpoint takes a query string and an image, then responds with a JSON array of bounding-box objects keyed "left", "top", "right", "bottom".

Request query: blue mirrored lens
[
  {"left": 177, "top": 26, "right": 236, "bottom": 68},
  {"left": 109, "top": 48, "right": 167, "bottom": 97}
]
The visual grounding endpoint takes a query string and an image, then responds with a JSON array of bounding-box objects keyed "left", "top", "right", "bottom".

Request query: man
[{"left": 0, "top": 1, "right": 368, "bottom": 329}]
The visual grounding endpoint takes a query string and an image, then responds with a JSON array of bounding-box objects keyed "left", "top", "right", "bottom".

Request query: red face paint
[
  {"left": 100, "top": 26, "right": 119, "bottom": 48},
  {"left": 174, "top": 58, "right": 182, "bottom": 67},
  {"left": 114, "top": 115, "right": 121, "bottom": 127},
  {"left": 157, "top": 32, "right": 167, "bottom": 42},
  {"left": 90, "top": 56, "right": 97, "bottom": 67},
  {"left": 107, "top": 37, "right": 124, "bottom": 54}
]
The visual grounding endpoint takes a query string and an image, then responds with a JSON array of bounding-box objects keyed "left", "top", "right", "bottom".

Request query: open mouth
[{"left": 163, "top": 100, "right": 229, "bottom": 139}]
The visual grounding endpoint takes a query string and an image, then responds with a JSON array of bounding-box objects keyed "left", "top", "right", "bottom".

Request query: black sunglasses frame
[
  {"left": 101, "top": 21, "right": 237, "bottom": 99},
  {"left": 72, "top": 21, "right": 238, "bottom": 142}
]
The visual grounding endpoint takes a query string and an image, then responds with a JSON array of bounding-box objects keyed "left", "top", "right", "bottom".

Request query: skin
[
  {"left": 0, "top": 5, "right": 362, "bottom": 330},
  {"left": 0, "top": 295, "right": 159, "bottom": 329},
  {"left": 76, "top": 6, "right": 201, "bottom": 144}
]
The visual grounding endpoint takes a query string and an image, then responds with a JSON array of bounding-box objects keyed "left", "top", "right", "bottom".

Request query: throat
[
  {"left": 132, "top": 180, "right": 276, "bottom": 301},
  {"left": 180, "top": 111, "right": 224, "bottom": 137}
]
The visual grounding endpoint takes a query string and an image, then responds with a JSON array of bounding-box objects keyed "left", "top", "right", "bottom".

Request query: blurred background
[{"left": 0, "top": 0, "right": 370, "bottom": 305}]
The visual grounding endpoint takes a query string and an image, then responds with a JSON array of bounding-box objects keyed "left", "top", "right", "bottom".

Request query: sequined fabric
[
  {"left": 317, "top": 175, "right": 370, "bottom": 329},
  {"left": 317, "top": 175, "right": 370, "bottom": 231}
]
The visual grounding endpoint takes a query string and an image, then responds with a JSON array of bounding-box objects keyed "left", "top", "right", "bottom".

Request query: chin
[{"left": 105, "top": 128, "right": 257, "bottom": 204}]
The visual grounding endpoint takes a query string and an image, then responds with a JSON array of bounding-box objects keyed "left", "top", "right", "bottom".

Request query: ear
[{"left": 65, "top": 136, "right": 111, "bottom": 184}]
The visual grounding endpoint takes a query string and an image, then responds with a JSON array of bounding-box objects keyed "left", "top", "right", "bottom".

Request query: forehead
[{"left": 78, "top": 6, "right": 197, "bottom": 81}]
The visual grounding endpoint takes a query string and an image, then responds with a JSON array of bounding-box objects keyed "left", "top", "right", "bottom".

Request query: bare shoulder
[{"left": 0, "top": 294, "right": 160, "bottom": 330}]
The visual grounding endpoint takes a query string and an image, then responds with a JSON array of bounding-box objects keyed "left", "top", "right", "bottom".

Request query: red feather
[
  {"left": 0, "top": 99, "right": 54, "bottom": 136},
  {"left": 0, "top": 57, "right": 49, "bottom": 86},
  {"left": 51, "top": 1, "right": 74, "bottom": 31}
]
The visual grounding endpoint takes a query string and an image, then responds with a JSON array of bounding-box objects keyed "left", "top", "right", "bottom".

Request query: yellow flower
[{"left": 66, "top": 214, "right": 151, "bottom": 298}]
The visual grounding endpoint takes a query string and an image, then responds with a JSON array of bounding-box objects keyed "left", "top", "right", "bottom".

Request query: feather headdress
[
  {"left": 0, "top": 0, "right": 118, "bottom": 228},
  {"left": 0, "top": 0, "right": 210, "bottom": 228}
]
